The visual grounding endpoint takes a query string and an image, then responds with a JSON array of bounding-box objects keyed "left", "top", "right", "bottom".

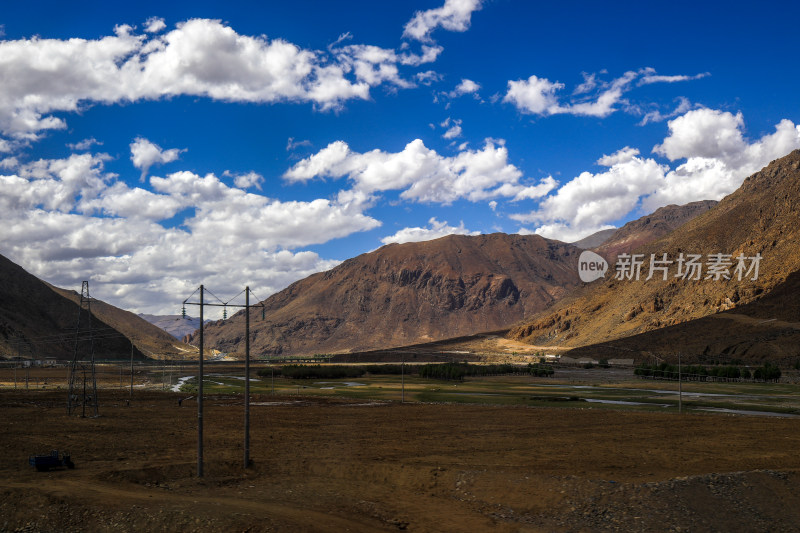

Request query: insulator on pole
[
  {"left": 223, "top": 306, "right": 227, "bottom": 320},
  {"left": 182, "top": 305, "right": 187, "bottom": 319}
]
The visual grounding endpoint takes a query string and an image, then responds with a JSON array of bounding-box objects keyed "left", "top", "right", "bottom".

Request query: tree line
[
  {"left": 256, "top": 362, "right": 554, "bottom": 381},
  {"left": 634, "top": 362, "right": 782, "bottom": 382}
]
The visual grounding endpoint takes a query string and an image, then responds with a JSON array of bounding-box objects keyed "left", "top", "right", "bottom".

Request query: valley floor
[{"left": 2, "top": 390, "right": 800, "bottom": 531}]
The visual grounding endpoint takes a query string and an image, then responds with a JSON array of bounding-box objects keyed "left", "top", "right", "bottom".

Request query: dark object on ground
[{"left": 29, "top": 450, "right": 74, "bottom": 472}]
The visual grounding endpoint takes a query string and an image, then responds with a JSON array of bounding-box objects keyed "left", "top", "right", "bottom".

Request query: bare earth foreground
[{"left": 3, "top": 391, "right": 800, "bottom": 532}]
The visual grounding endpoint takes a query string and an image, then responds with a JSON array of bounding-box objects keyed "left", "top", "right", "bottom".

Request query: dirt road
[{"left": 3, "top": 390, "right": 800, "bottom": 531}]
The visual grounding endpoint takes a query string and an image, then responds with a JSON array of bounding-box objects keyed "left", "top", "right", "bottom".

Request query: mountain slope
[
  {"left": 510, "top": 150, "right": 800, "bottom": 357},
  {"left": 0, "top": 252, "right": 192, "bottom": 360},
  {"left": 566, "top": 269, "right": 800, "bottom": 364},
  {"left": 50, "top": 287, "right": 193, "bottom": 358},
  {"left": 594, "top": 200, "right": 718, "bottom": 263},
  {"left": 571, "top": 229, "right": 616, "bottom": 249},
  {"left": 139, "top": 314, "right": 205, "bottom": 340},
  {"left": 197, "top": 233, "right": 582, "bottom": 356}
]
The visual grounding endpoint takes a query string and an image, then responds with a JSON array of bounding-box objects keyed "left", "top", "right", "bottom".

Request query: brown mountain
[
  {"left": 594, "top": 200, "right": 718, "bottom": 263},
  {"left": 566, "top": 268, "right": 800, "bottom": 365},
  {"left": 510, "top": 149, "right": 800, "bottom": 362},
  {"left": 50, "top": 286, "right": 193, "bottom": 359},
  {"left": 0, "top": 253, "right": 192, "bottom": 360},
  {"left": 196, "top": 233, "right": 582, "bottom": 356},
  {"left": 571, "top": 228, "right": 616, "bottom": 249}
]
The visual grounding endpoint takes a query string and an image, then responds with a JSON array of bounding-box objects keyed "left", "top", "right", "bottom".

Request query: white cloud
[
  {"left": 503, "top": 75, "right": 563, "bottom": 115},
  {"left": 286, "top": 137, "right": 313, "bottom": 152},
  {"left": 639, "top": 97, "right": 693, "bottom": 125},
  {"left": 415, "top": 70, "right": 442, "bottom": 86},
  {"left": 639, "top": 72, "right": 709, "bottom": 85},
  {"left": 573, "top": 72, "right": 598, "bottom": 95},
  {"left": 130, "top": 137, "right": 184, "bottom": 181},
  {"left": 403, "top": 0, "right": 483, "bottom": 42},
  {"left": 653, "top": 108, "right": 746, "bottom": 162},
  {"left": 514, "top": 109, "right": 800, "bottom": 241},
  {"left": 144, "top": 17, "right": 167, "bottom": 33},
  {"left": 596, "top": 147, "right": 640, "bottom": 167},
  {"left": 399, "top": 45, "right": 443, "bottom": 66},
  {"left": 441, "top": 117, "right": 463, "bottom": 139},
  {"left": 381, "top": 217, "right": 479, "bottom": 244},
  {"left": 285, "top": 138, "right": 545, "bottom": 204},
  {"left": 443, "top": 124, "right": 462, "bottom": 139},
  {"left": 0, "top": 152, "right": 382, "bottom": 315},
  {"left": 643, "top": 109, "right": 800, "bottom": 210},
  {"left": 67, "top": 137, "right": 103, "bottom": 151},
  {"left": 512, "top": 156, "right": 667, "bottom": 239},
  {"left": 0, "top": 18, "right": 435, "bottom": 138},
  {"left": 504, "top": 68, "right": 705, "bottom": 119},
  {"left": 449, "top": 78, "right": 481, "bottom": 98},
  {"left": 223, "top": 170, "right": 264, "bottom": 190}
]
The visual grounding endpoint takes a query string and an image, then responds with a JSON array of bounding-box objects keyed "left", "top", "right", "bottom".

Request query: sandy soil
[{"left": 3, "top": 389, "right": 800, "bottom": 532}]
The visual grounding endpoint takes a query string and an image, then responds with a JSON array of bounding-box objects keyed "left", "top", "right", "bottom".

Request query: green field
[{"left": 174, "top": 368, "right": 800, "bottom": 418}]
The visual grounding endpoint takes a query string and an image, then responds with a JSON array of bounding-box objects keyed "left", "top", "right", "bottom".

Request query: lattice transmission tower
[{"left": 67, "top": 281, "right": 99, "bottom": 417}]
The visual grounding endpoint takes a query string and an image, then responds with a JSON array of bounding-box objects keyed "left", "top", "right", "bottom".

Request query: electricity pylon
[{"left": 67, "top": 281, "right": 99, "bottom": 417}]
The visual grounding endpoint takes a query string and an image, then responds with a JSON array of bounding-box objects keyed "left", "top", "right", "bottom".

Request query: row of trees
[
  {"left": 634, "top": 362, "right": 782, "bottom": 382},
  {"left": 256, "top": 362, "right": 555, "bottom": 381},
  {"left": 417, "top": 362, "right": 554, "bottom": 381}
]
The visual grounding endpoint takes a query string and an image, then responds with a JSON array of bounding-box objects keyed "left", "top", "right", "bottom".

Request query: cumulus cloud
[
  {"left": 130, "top": 137, "right": 184, "bottom": 181},
  {"left": 144, "top": 17, "right": 167, "bottom": 33},
  {"left": 512, "top": 155, "right": 667, "bottom": 240},
  {"left": 223, "top": 170, "right": 264, "bottom": 190},
  {"left": 514, "top": 109, "right": 800, "bottom": 241},
  {"left": 0, "top": 151, "right": 381, "bottom": 314},
  {"left": 284, "top": 137, "right": 558, "bottom": 205},
  {"left": 449, "top": 78, "right": 481, "bottom": 98},
  {"left": 403, "top": 0, "right": 483, "bottom": 42},
  {"left": 504, "top": 68, "right": 704, "bottom": 119},
  {"left": 0, "top": 18, "right": 437, "bottom": 138},
  {"left": 643, "top": 108, "right": 800, "bottom": 209},
  {"left": 381, "top": 217, "right": 479, "bottom": 244},
  {"left": 504, "top": 75, "right": 563, "bottom": 115},
  {"left": 596, "top": 146, "right": 640, "bottom": 167},
  {"left": 67, "top": 137, "right": 103, "bottom": 151}
]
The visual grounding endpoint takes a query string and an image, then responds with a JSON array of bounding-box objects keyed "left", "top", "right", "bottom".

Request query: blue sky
[{"left": 1, "top": 0, "right": 799, "bottom": 316}]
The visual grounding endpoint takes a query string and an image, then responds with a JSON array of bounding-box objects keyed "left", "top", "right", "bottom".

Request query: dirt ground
[{"left": 3, "top": 389, "right": 800, "bottom": 532}]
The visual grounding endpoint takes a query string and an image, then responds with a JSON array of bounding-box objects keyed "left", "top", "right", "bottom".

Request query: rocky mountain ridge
[
  {"left": 196, "top": 233, "right": 582, "bottom": 356},
  {"left": 510, "top": 149, "right": 800, "bottom": 358}
]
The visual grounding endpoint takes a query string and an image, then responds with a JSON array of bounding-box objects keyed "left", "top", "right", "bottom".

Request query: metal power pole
[
  {"left": 67, "top": 281, "right": 98, "bottom": 417},
  {"left": 130, "top": 342, "right": 134, "bottom": 398},
  {"left": 198, "top": 285, "right": 204, "bottom": 478},
  {"left": 401, "top": 353, "right": 405, "bottom": 403},
  {"left": 244, "top": 287, "right": 251, "bottom": 469},
  {"left": 678, "top": 351, "right": 682, "bottom": 414}
]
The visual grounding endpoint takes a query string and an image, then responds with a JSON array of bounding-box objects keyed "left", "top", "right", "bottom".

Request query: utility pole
[
  {"left": 401, "top": 353, "right": 405, "bottom": 403},
  {"left": 130, "top": 342, "right": 134, "bottom": 398},
  {"left": 244, "top": 287, "right": 250, "bottom": 469},
  {"left": 198, "top": 285, "right": 204, "bottom": 478},
  {"left": 182, "top": 285, "right": 264, "bottom": 477},
  {"left": 67, "top": 281, "right": 98, "bottom": 417},
  {"left": 678, "top": 351, "right": 682, "bottom": 414}
]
